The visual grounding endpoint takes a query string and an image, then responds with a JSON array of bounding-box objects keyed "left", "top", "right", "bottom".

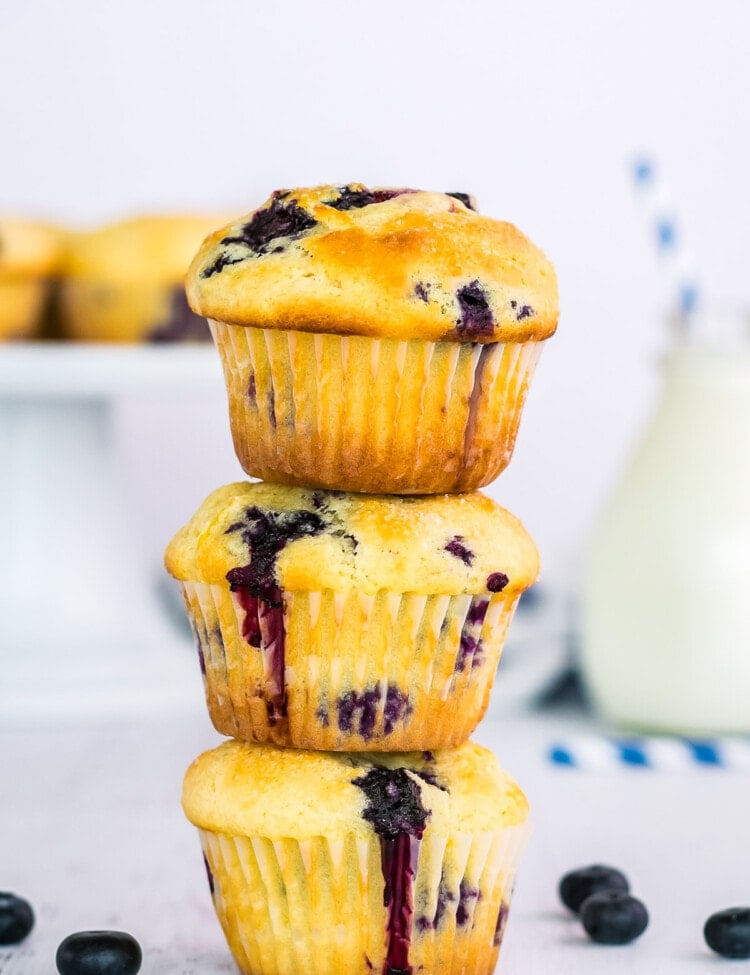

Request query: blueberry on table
[
  {"left": 0, "top": 891, "right": 35, "bottom": 944},
  {"left": 56, "top": 930, "right": 142, "bottom": 975},
  {"left": 559, "top": 864, "right": 630, "bottom": 914},
  {"left": 580, "top": 890, "right": 649, "bottom": 945},
  {"left": 704, "top": 907, "right": 750, "bottom": 959}
]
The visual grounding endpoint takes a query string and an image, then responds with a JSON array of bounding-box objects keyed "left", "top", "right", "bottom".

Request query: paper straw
[
  {"left": 631, "top": 156, "right": 701, "bottom": 326},
  {"left": 548, "top": 736, "right": 750, "bottom": 771}
]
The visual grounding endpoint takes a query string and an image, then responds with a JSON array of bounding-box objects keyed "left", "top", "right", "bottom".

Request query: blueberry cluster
[
  {"left": 558, "top": 866, "right": 750, "bottom": 959},
  {"left": 559, "top": 864, "right": 648, "bottom": 945}
]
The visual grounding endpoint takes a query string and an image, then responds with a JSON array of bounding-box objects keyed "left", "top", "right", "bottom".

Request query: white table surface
[{"left": 2, "top": 701, "right": 747, "bottom": 975}]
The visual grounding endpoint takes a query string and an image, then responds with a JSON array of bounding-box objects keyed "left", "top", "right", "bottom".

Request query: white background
[{"left": 2, "top": 0, "right": 750, "bottom": 582}]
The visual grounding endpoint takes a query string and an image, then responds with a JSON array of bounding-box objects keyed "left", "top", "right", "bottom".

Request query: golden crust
[
  {"left": 182, "top": 738, "right": 529, "bottom": 839},
  {"left": 164, "top": 481, "right": 540, "bottom": 596},
  {"left": 186, "top": 185, "right": 558, "bottom": 343}
]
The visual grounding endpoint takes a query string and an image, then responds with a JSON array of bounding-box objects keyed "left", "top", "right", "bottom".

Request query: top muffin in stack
[{"left": 186, "top": 184, "right": 557, "bottom": 494}]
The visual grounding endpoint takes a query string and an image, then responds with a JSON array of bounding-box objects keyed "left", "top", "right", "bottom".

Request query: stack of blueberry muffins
[{"left": 166, "top": 185, "right": 558, "bottom": 975}]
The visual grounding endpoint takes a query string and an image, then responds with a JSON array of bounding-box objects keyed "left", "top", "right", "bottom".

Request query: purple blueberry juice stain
[
  {"left": 148, "top": 286, "right": 211, "bottom": 342},
  {"left": 455, "top": 881, "right": 482, "bottom": 926},
  {"left": 201, "top": 193, "right": 317, "bottom": 277},
  {"left": 466, "top": 597, "right": 489, "bottom": 626},
  {"left": 416, "top": 876, "right": 455, "bottom": 931},
  {"left": 232, "top": 588, "right": 286, "bottom": 723},
  {"left": 456, "top": 281, "right": 494, "bottom": 337},
  {"left": 384, "top": 685, "right": 412, "bottom": 735},
  {"left": 315, "top": 701, "right": 329, "bottom": 727},
  {"left": 455, "top": 634, "right": 483, "bottom": 674},
  {"left": 202, "top": 854, "right": 215, "bottom": 896},
  {"left": 247, "top": 374, "right": 257, "bottom": 405},
  {"left": 486, "top": 572, "right": 509, "bottom": 592},
  {"left": 338, "top": 687, "right": 381, "bottom": 739},
  {"left": 353, "top": 767, "right": 428, "bottom": 975},
  {"left": 414, "top": 282, "right": 430, "bottom": 303},
  {"left": 493, "top": 902, "right": 509, "bottom": 946},
  {"left": 196, "top": 644, "right": 206, "bottom": 675},
  {"left": 225, "top": 506, "right": 327, "bottom": 722},
  {"left": 444, "top": 535, "right": 475, "bottom": 566},
  {"left": 462, "top": 342, "right": 496, "bottom": 468},
  {"left": 267, "top": 382, "right": 276, "bottom": 429},
  {"left": 335, "top": 685, "right": 412, "bottom": 739},
  {"left": 189, "top": 618, "right": 208, "bottom": 675},
  {"left": 455, "top": 596, "right": 489, "bottom": 674}
]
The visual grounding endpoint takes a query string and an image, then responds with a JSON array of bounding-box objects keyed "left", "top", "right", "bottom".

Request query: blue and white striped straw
[
  {"left": 631, "top": 156, "right": 701, "bottom": 325},
  {"left": 549, "top": 736, "right": 750, "bottom": 771}
]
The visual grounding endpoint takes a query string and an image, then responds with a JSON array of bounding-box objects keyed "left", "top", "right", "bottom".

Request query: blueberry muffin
[
  {"left": 165, "top": 481, "right": 539, "bottom": 750},
  {"left": 60, "top": 214, "right": 226, "bottom": 342},
  {"left": 186, "top": 184, "right": 558, "bottom": 494},
  {"left": 183, "top": 738, "right": 529, "bottom": 975},
  {"left": 0, "top": 217, "right": 62, "bottom": 340}
]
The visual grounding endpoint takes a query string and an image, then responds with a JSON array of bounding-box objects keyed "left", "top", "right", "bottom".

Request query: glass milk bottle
[{"left": 580, "top": 310, "right": 750, "bottom": 733}]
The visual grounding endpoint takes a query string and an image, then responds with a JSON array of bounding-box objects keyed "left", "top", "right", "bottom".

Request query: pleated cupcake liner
[
  {"left": 198, "top": 819, "right": 530, "bottom": 975},
  {"left": 210, "top": 321, "right": 541, "bottom": 494},
  {"left": 181, "top": 582, "right": 520, "bottom": 750}
]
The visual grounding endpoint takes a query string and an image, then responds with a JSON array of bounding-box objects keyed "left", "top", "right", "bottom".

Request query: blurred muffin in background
[
  {"left": 0, "top": 217, "right": 63, "bottom": 340},
  {"left": 60, "top": 214, "right": 225, "bottom": 342}
]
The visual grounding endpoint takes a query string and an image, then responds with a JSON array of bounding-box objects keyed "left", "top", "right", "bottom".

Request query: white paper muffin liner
[
  {"left": 210, "top": 321, "right": 542, "bottom": 494},
  {"left": 181, "top": 582, "right": 520, "bottom": 750},
  {"left": 198, "top": 819, "right": 530, "bottom": 975}
]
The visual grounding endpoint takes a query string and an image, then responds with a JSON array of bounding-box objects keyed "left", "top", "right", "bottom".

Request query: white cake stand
[{"left": 0, "top": 343, "right": 223, "bottom": 720}]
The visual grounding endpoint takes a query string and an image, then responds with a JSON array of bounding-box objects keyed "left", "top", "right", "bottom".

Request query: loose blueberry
[
  {"left": 580, "top": 891, "right": 648, "bottom": 945},
  {"left": 704, "top": 907, "right": 750, "bottom": 959},
  {"left": 559, "top": 864, "right": 630, "bottom": 914},
  {"left": 0, "top": 891, "right": 34, "bottom": 945},
  {"left": 56, "top": 930, "right": 142, "bottom": 975}
]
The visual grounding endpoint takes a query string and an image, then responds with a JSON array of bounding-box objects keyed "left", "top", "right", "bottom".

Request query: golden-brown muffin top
[
  {"left": 182, "top": 738, "right": 528, "bottom": 840},
  {"left": 63, "top": 213, "right": 230, "bottom": 284},
  {"left": 165, "top": 481, "right": 539, "bottom": 596},
  {"left": 0, "top": 217, "right": 63, "bottom": 278},
  {"left": 186, "top": 185, "right": 558, "bottom": 343}
]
